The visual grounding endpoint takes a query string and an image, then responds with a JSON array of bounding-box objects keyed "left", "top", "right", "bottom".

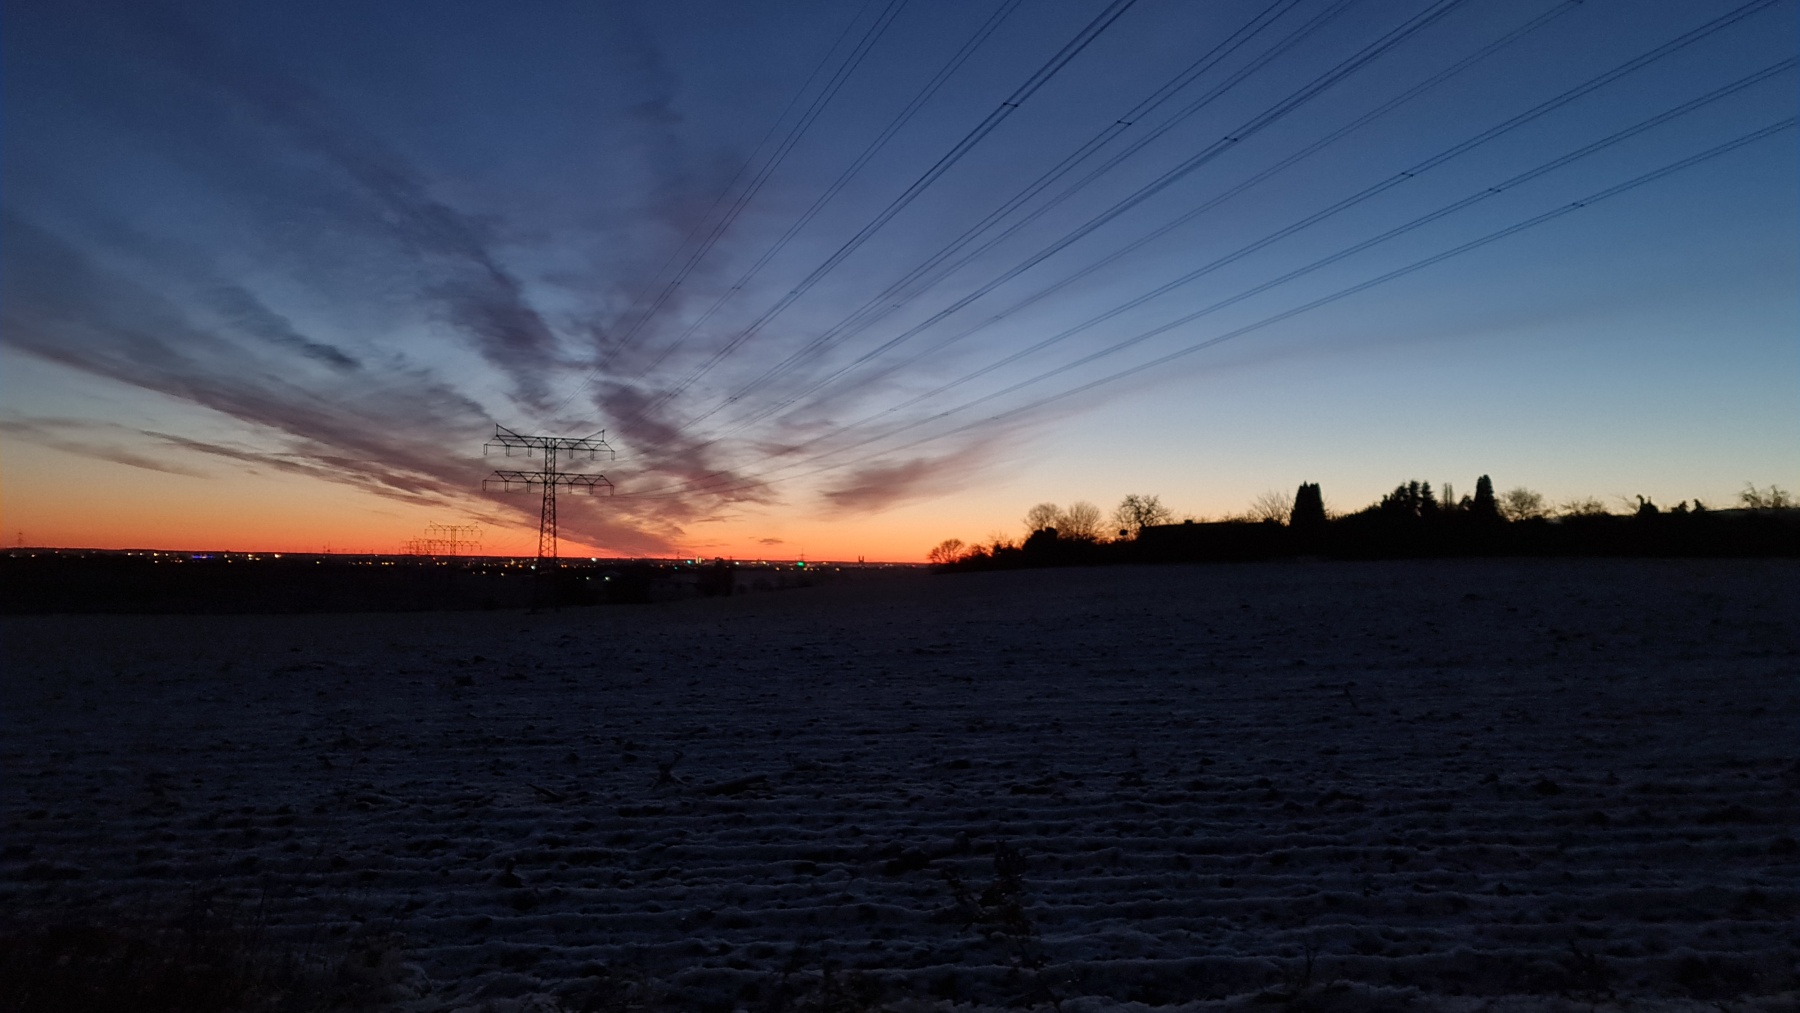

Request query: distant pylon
[
  {"left": 402, "top": 524, "right": 483, "bottom": 556},
  {"left": 482, "top": 426, "right": 614, "bottom": 566},
  {"left": 425, "top": 523, "right": 482, "bottom": 555}
]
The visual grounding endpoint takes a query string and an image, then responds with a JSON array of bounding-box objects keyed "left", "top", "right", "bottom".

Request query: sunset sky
[{"left": 3, "top": 0, "right": 1794, "bottom": 560}]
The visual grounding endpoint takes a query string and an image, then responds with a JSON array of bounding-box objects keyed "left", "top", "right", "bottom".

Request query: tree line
[{"left": 930, "top": 480, "right": 1797, "bottom": 567}]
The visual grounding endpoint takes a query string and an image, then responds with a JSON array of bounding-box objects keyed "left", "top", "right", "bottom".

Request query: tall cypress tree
[{"left": 1471, "top": 475, "right": 1500, "bottom": 522}]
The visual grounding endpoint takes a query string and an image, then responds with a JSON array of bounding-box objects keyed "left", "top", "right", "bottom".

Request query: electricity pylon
[
  {"left": 483, "top": 426, "right": 614, "bottom": 566},
  {"left": 402, "top": 524, "right": 483, "bottom": 556},
  {"left": 426, "top": 523, "right": 483, "bottom": 555}
]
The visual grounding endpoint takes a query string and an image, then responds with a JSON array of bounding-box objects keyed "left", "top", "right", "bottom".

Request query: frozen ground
[{"left": 3, "top": 559, "right": 1797, "bottom": 1011}]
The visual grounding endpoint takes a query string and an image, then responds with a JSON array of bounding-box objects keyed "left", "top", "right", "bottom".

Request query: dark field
[{"left": 3, "top": 560, "right": 1797, "bottom": 1011}]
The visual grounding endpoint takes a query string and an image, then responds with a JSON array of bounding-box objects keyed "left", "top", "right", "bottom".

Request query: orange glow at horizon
[{"left": 2, "top": 439, "right": 951, "bottom": 561}]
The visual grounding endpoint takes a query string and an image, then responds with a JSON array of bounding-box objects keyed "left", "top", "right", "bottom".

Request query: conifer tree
[
  {"left": 1290, "top": 483, "right": 1327, "bottom": 529},
  {"left": 1471, "top": 475, "right": 1500, "bottom": 522}
]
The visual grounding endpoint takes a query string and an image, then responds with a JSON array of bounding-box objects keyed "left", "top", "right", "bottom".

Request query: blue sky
[{"left": 2, "top": 0, "right": 1794, "bottom": 557}]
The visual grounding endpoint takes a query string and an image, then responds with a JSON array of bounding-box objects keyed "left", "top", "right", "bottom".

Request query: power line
[
  {"left": 883, "top": 59, "right": 1800, "bottom": 430},
  {"left": 631, "top": 0, "right": 1144, "bottom": 422},
  {"left": 613, "top": 116, "right": 1795, "bottom": 506},
  {"left": 939, "top": 118, "right": 1799, "bottom": 440},
  {"left": 808, "top": 44, "right": 1798, "bottom": 438},
  {"left": 743, "top": 0, "right": 1590, "bottom": 430},
  {"left": 625, "top": 0, "right": 1027, "bottom": 385},
  {"left": 688, "top": 0, "right": 1324, "bottom": 418},
  {"left": 708, "top": 0, "right": 1780, "bottom": 454},
  {"left": 671, "top": 0, "right": 1473, "bottom": 432},
  {"left": 541, "top": 0, "right": 906, "bottom": 424}
]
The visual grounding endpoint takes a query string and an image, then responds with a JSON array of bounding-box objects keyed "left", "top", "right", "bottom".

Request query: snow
[{"left": 3, "top": 559, "right": 1796, "bottom": 1010}]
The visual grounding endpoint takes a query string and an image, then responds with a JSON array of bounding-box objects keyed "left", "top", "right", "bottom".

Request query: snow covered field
[{"left": 4, "top": 559, "right": 1797, "bottom": 1011}]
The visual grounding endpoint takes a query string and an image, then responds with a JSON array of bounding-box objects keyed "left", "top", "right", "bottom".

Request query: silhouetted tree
[
  {"left": 927, "top": 539, "right": 967, "bottom": 565},
  {"left": 1379, "top": 481, "right": 1439, "bottom": 521},
  {"left": 1290, "top": 483, "right": 1327, "bottom": 529},
  {"left": 1375, "top": 485, "right": 1403, "bottom": 517},
  {"left": 1058, "top": 501, "right": 1104, "bottom": 541},
  {"left": 1114, "top": 494, "right": 1172, "bottom": 538},
  {"left": 1559, "top": 496, "right": 1609, "bottom": 518},
  {"left": 1499, "top": 487, "right": 1546, "bottom": 521},
  {"left": 1248, "top": 490, "right": 1290, "bottom": 525},
  {"left": 1740, "top": 483, "right": 1794, "bottom": 510},
  {"left": 1023, "top": 503, "right": 1060, "bottom": 533},
  {"left": 1470, "top": 475, "right": 1500, "bottom": 522}
]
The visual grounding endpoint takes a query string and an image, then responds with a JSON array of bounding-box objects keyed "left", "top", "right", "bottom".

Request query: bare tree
[
  {"left": 1058, "top": 501, "right": 1104, "bottom": 541},
  {"left": 1248, "top": 490, "right": 1290, "bottom": 525},
  {"left": 1113, "top": 494, "right": 1172, "bottom": 538},
  {"left": 926, "top": 538, "right": 966, "bottom": 565},
  {"left": 1023, "top": 502, "right": 1061, "bottom": 534},
  {"left": 1558, "top": 496, "right": 1610, "bottom": 518},
  {"left": 1499, "top": 487, "right": 1547, "bottom": 521},
  {"left": 1740, "top": 483, "right": 1794, "bottom": 510}
]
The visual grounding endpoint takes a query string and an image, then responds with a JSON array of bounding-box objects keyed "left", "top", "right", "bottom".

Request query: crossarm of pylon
[
  {"left": 485, "top": 470, "right": 612, "bottom": 494},
  {"left": 485, "top": 470, "right": 542, "bottom": 492},
  {"left": 549, "top": 435, "right": 614, "bottom": 456},
  {"left": 486, "top": 426, "right": 544, "bottom": 455},
  {"left": 485, "top": 425, "right": 615, "bottom": 458}
]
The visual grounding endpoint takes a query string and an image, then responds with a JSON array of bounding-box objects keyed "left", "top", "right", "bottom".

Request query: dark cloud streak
[
  {"left": 115, "top": 1, "right": 565, "bottom": 406},
  {"left": 1, "top": 213, "right": 704, "bottom": 554},
  {"left": 0, "top": 417, "right": 212, "bottom": 479},
  {"left": 203, "top": 285, "right": 361, "bottom": 371}
]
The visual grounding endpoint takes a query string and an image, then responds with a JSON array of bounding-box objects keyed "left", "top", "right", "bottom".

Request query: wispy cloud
[
  {"left": 817, "top": 437, "right": 1007, "bottom": 513},
  {"left": 1, "top": 1, "right": 1123, "bottom": 554},
  {"left": 87, "top": 2, "right": 576, "bottom": 407},
  {"left": 4, "top": 216, "right": 477, "bottom": 499},
  {"left": 2, "top": 210, "right": 722, "bottom": 553},
  {"left": 202, "top": 285, "right": 361, "bottom": 372},
  {"left": 0, "top": 417, "right": 211, "bottom": 478}
]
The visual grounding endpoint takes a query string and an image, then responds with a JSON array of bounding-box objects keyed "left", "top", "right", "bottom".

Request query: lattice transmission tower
[
  {"left": 429, "top": 523, "right": 483, "bottom": 555},
  {"left": 401, "top": 523, "right": 483, "bottom": 556},
  {"left": 483, "top": 426, "right": 614, "bottom": 565}
]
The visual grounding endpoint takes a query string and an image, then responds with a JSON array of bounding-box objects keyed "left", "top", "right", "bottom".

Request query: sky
[{"left": 2, "top": 0, "right": 1794, "bottom": 560}]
